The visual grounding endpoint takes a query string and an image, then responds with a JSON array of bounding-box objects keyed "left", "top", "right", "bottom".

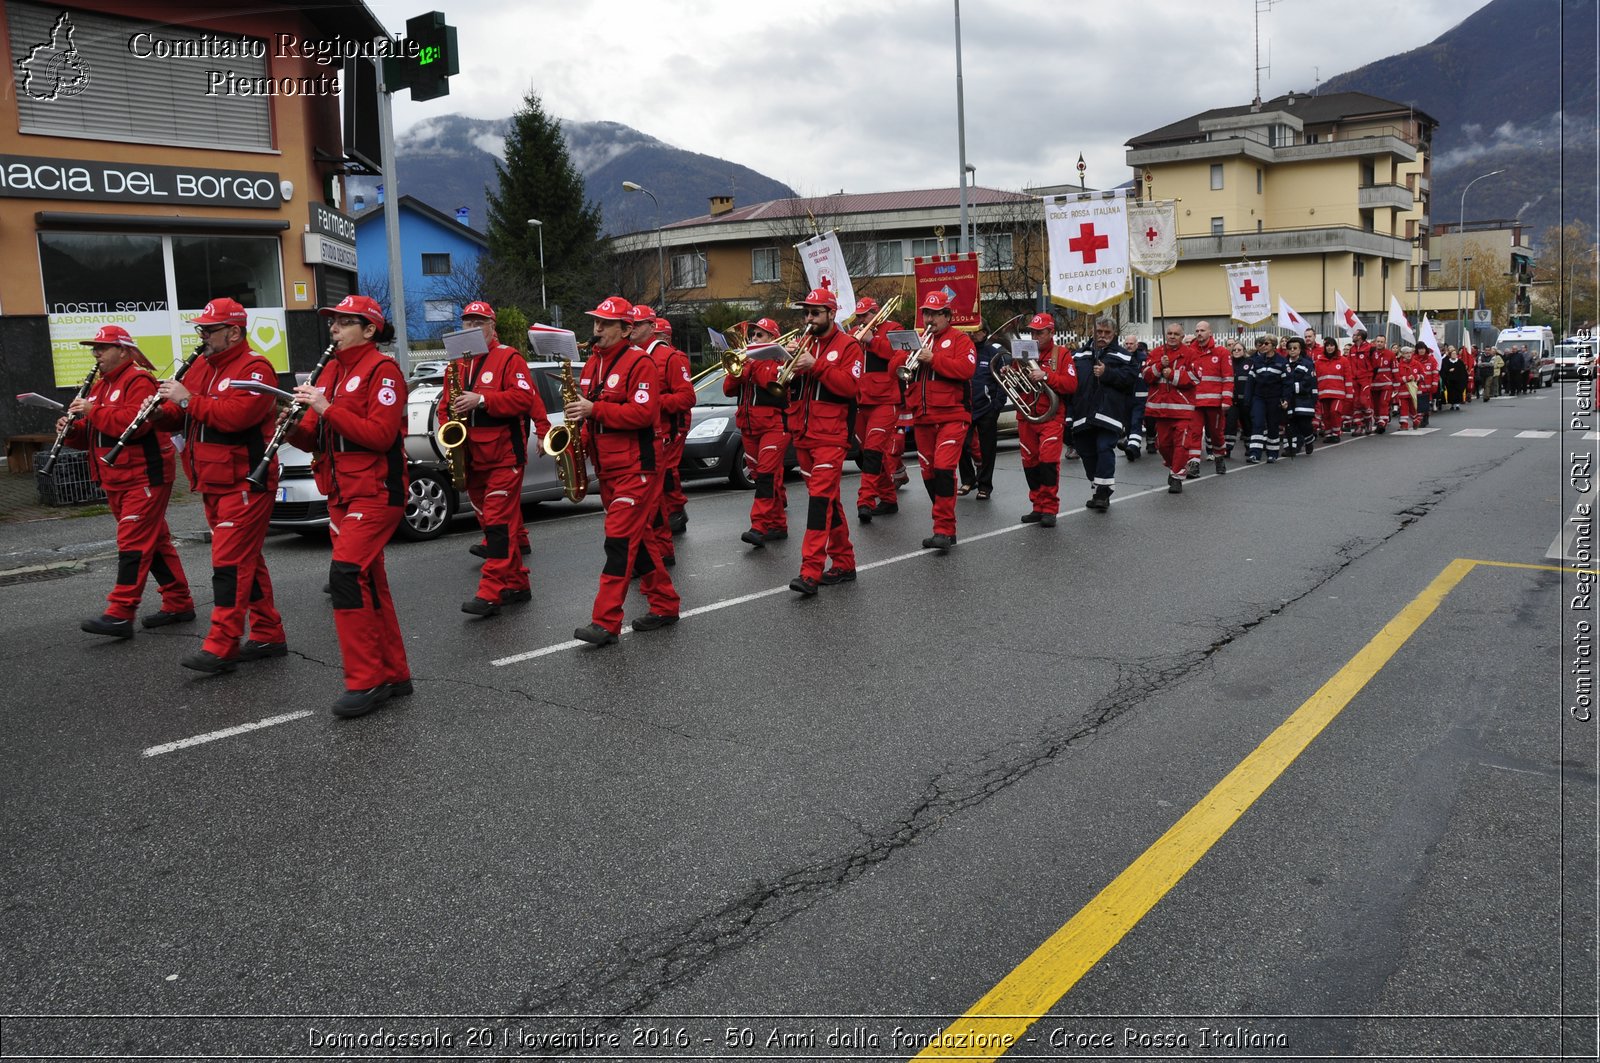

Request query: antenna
[{"left": 1254, "top": 0, "right": 1275, "bottom": 107}]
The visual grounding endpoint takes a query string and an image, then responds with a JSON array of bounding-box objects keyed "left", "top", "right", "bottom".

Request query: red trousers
[
  {"left": 1153, "top": 413, "right": 1200, "bottom": 476},
  {"left": 468, "top": 464, "right": 527, "bottom": 600},
  {"left": 592, "top": 471, "right": 679, "bottom": 634},
  {"left": 328, "top": 498, "right": 409, "bottom": 692},
  {"left": 742, "top": 420, "right": 790, "bottom": 534},
  {"left": 103, "top": 482, "right": 192, "bottom": 621},
  {"left": 854, "top": 403, "right": 900, "bottom": 509},
  {"left": 1316, "top": 398, "right": 1345, "bottom": 437},
  {"left": 796, "top": 442, "right": 854, "bottom": 579},
  {"left": 1345, "top": 389, "right": 1374, "bottom": 433},
  {"left": 1371, "top": 384, "right": 1392, "bottom": 427},
  {"left": 1196, "top": 407, "right": 1227, "bottom": 457},
  {"left": 200, "top": 487, "right": 283, "bottom": 658},
  {"left": 913, "top": 420, "right": 968, "bottom": 536},
  {"left": 1017, "top": 418, "right": 1064, "bottom": 515},
  {"left": 1394, "top": 393, "right": 1416, "bottom": 428}
]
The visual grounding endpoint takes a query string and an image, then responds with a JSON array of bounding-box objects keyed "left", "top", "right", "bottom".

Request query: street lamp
[
  {"left": 1457, "top": 168, "right": 1505, "bottom": 344},
  {"left": 623, "top": 180, "right": 666, "bottom": 307},
  {"left": 525, "top": 219, "right": 546, "bottom": 312}
]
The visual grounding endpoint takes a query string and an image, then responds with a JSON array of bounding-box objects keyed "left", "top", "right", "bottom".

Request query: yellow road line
[
  {"left": 1468, "top": 559, "right": 1596, "bottom": 574},
  {"left": 915, "top": 557, "right": 1482, "bottom": 1061}
]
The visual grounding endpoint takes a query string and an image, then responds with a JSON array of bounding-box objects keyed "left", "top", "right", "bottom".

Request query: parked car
[
  {"left": 1553, "top": 341, "right": 1596, "bottom": 380},
  {"left": 679, "top": 367, "right": 797, "bottom": 488},
  {"left": 408, "top": 358, "right": 447, "bottom": 380}
]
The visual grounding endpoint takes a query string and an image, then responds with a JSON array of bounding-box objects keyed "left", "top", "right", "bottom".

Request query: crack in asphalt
[{"left": 509, "top": 466, "right": 1503, "bottom": 1022}]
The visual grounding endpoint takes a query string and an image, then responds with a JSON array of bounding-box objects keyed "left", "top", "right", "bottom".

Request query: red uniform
[
  {"left": 578, "top": 340, "right": 680, "bottom": 635},
  {"left": 1392, "top": 357, "right": 1421, "bottom": 428},
  {"left": 155, "top": 337, "right": 284, "bottom": 661},
  {"left": 1189, "top": 335, "right": 1234, "bottom": 458},
  {"left": 790, "top": 326, "right": 862, "bottom": 581},
  {"left": 289, "top": 341, "right": 411, "bottom": 693},
  {"left": 905, "top": 328, "right": 976, "bottom": 537},
  {"left": 1016, "top": 339, "right": 1078, "bottom": 516},
  {"left": 854, "top": 318, "right": 905, "bottom": 512},
  {"left": 647, "top": 337, "right": 695, "bottom": 552},
  {"left": 1142, "top": 342, "right": 1202, "bottom": 478},
  {"left": 724, "top": 354, "right": 790, "bottom": 538},
  {"left": 67, "top": 358, "right": 193, "bottom": 622},
  {"left": 1312, "top": 350, "right": 1350, "bottom": 440},
  {"left": 1345, "top": 339, "right": 1375, "bottom": 434},
  {"left": 440, "top": 343, "right": 550, "bottom": 605},
  {"left": 1369, "top": 343, "right": 1397, "bottom": 430}
]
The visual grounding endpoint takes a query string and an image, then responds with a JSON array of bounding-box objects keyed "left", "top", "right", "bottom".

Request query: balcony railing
[{"left": 1358, "top": 183, "right": 1415, "bottom": 211}]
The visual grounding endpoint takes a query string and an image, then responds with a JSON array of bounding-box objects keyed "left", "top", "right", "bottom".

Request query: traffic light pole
[{"left": 376, "top": 62, "right": 409, "bottom": 373}]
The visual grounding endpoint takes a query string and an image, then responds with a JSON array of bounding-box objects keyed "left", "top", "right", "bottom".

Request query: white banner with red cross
[
  {"left": 1045, "top": 189, "right": 1130, "bottom": 313},
  {"left": 1127, "top": 200, "right": 1178, "bottom": 277},
  {"left": 794, "top": 230, "right": 856, "bottom": 324},
  {"left": 1225, "top": 261, "right": 1272, "bottom": 324}
]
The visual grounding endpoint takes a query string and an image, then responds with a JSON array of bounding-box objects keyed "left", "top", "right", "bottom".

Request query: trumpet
[
  {"left": 435, "top": 358, "right": 469, "bottom": 489},
  {"left": 770, "top": 323, "right": 816, "bottom": 396},
  {"left": 851, "top": 295, "right": 902, "bottom": 344},
  {"left": 991, "top": 350, "right": 1061, "bottom": 424},
  {"left": 540, "top": 357, "right": 588, "bottom": 503},
  {"left": 895, "top": 327, "right": 937, "bottom": 383}
]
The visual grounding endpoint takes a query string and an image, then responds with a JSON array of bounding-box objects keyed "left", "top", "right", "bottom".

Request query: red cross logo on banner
[
  {"left": 1343, "top": 307, "right": 1359, "bottom": 327},
  {"left": 1239, "top": 279, "right": 1260, "bottom": 300},
  {"left": 1289, "top": 310, "right": 1303, "bottom": 325},
  {"left": 819, "top": 275, "right": 832, "bottom": 290},
  {"left": 1144, "top": 226, "right": 1159, "bottom": 244},
  {"left": 1069, "top": 223, "right": 1110, "bottom": 263}
]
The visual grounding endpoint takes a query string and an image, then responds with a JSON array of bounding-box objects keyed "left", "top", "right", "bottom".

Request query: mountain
[
  {"left": 1319, "top": 0, "right": 1595, "bottom": 242},
  {"left": 345, "top": 115, "right": 796, "bottom": 236}
]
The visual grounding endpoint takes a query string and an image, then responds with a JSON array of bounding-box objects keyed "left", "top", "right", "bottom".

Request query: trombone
[
  {"left": 851, "top": 295, "right": 902, "bottom": 344},
  {"left": 770, "top": 323, "right": 816, "bottom": 395}
]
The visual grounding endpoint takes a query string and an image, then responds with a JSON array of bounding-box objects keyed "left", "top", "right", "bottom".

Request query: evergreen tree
[{"left": 485, "top": 89, "right": 605, "bottom": 326}]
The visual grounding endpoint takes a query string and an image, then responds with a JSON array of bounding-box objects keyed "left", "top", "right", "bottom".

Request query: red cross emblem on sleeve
[
  {"left": 1239, "top": 279, "right": 1260, "bottom": 300},
  {"left": 1068, "top": 223, "right": 1110, "bottom": 263}
]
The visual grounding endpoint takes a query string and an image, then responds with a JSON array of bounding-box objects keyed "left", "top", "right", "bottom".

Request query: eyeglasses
[
  {"left": 331, "top": 317, "right": 366, "bottom": 328},
  {"left": 194, "top": 324, "right": 229, "bottom": 336}
]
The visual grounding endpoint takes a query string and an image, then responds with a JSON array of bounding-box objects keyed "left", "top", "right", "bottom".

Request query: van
[{"left": 1496, "top": 325, "right": 1556, "bottom": 388}]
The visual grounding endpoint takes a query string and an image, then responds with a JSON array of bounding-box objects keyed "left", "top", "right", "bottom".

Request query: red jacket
[
  {"left": 1370, "top": 345, "right": 1398, "bottom": 390},
  {"left": 724, "top": 355, "right": 788, "bottom": 434},
  {"left": 857, "top": 319, "right": 905, "bottom": 406},
  {"left": 1346, "top": 341, "right": 1375, "bottom": 387},
  {"left": 437, "top": 343, "right": 550, "bottom": 471},
  {"left": 905, "top": 326, "right": 976, "bottom": 424},
  {"left": 1189, "top": 338, "right": 1234, "bottom": 407},
  {"left": 646, "top": 338, "right": 696, "bottom": 442},
  {"left": 1142, "top": 343, "right": 1199, "bottom": 419},
  {"left": 1313, "top": 352, "right": 1349, "bottom": 401},
  {"left": 288, "top": 341, "right": 408, "bottom": 507},
  {"left": 578, "top": 340, "right": 660, "bottom": 478},
  {"left": 66, "top": 358, "right": 176, "bottom": 490},
  {"left": 155, "top": 338, "right": 278, "bottom": 493},
  {"left": 1024, "top": 339, "right": 1078, "bottom": 421},
  {"left": 790, "top": 324, "right": 861, "bottom": 446}
]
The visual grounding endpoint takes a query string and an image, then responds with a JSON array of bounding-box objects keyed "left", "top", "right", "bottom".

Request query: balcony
[
  {"left": 1359, "top": 183, "right": 1414, "bottom": 211},
  {"left": 1177, "top": 225, "right": 1413, "bottom": 262}
]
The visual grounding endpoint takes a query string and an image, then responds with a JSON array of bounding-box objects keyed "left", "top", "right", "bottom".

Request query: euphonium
[
  {"left": 992, "top": 350, "right": 1060, "bottom": 424},
  {"left": 541, "top": 357, "right": 588, "bottom": 503},
  {"left": 435, "top": 358, "right": 469, "bottom": 489}
]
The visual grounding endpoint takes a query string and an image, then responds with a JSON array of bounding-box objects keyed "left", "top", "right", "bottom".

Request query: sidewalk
[{"left": 0, "top": 466, "right": 209, "bottom": 573}]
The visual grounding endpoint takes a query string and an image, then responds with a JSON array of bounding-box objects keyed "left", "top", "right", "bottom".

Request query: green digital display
[{"left": 419, "top": 45, "right": 439, "bottom": 65}]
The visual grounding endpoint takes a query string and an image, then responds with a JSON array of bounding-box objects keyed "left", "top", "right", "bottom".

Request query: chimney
[
  {"left": 709, "top": 194, "right": 734, "bottom": 216},
  {"left": 455, "top": 206, "right": 470, "bottom": 226}
]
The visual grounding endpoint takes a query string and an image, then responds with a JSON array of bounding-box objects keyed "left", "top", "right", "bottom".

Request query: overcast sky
[{"left": 365, "top": 0, "right": 1479, "bottom": 196}]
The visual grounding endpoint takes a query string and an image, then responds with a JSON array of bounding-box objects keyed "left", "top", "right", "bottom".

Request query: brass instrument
[
  {"left": 895, "top": 326, "right": 938, "bottom": 383},
  {"left": 247, "top": 344, "right": 337, "bottom": 489},
  {"left": 992, "top": 348, "right": 1061, "bottom": 424},
  {"left": 851, "top": 295, "right": 902, "bottom": 344},
  {"left": 770, "top": 323, "right": 816, "bottom": 396},
  {"left": 40, "top": 365, "right": 98, "bottom": 475},
  {"left": 102, "top": 343, "right": 206, "bottom": 467},
  {"left": 541, "top": 358, "right": 588, "bottom": 503},
  {"left": 435, "top": 358, "right": 469, "bottom": 489},
  {"left": 720, "top": 345, "right": 749, "bottom": 379}
]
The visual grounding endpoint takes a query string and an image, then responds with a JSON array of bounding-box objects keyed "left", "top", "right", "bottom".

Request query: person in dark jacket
[
  {"left": 960, "top": 323, "right": 1005, "bottom": 498},
  {"left": 1283, "top": 337, "right": 1319, "bottom": 456},
  {"left": 1226, "top": 338, "right": 1254, "bottom": 457},
  {"left": 1121, "top": 333, "right": 1149, "bottom": 461},
  {"left": 1066, "top": 317, "right": 1138, "bottom": 512},
  {"left": 1439, "top": 347, "right": 1470, "bottom": 409},
  {"left": 1248, "top": 336, "right": 1289, "bottom": 463}
]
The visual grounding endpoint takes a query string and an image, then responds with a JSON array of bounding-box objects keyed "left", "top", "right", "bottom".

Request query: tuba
[
  {"left": 992, "top": 348, "right": 1061, "bottom": 424},
  {"left": 540, "top": 357, "right": 588, "bottom": 503},
  {"left": 435, "top": 358, "right": 469, "bottom": 490}
]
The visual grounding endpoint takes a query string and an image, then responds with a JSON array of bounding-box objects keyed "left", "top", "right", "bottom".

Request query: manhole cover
[{"left": 0, "top": 566, "right": 74, "bottom": 588}]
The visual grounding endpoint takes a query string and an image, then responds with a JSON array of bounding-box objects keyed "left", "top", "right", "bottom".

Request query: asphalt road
[{"left": 2, "top": 387, "right": 1595, "bottom": 1062}]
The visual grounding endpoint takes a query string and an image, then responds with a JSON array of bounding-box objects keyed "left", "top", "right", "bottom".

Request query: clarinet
[
  {"left": 247, "top": 344, "right": 337, "bottom": 489},
  {"left": 38, "top": 365, "right": 99, "bottom": 475},
  {"left": 101, "top": 343, "right": 205, "bottom": 466}
]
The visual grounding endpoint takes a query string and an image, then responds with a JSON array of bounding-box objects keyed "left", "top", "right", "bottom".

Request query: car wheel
[
  {"left": 395, "top": 469, "right": 453, "bottom": 541},
  {"left": 727, "top": 441, "right": 754, "bottom": 489}
]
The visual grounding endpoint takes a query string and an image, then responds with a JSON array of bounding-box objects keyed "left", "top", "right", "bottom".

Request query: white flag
[
  {"left": 1127, "top": 200, "right": 1178, "bottom": 277},
  {"left": 1334, "top": 291, "right": 1367, "bottom": 335},
  {"left": 1045, "top": 189, "right": 1131, "bottom": 312},
  {"left": 1225, "top": 262, "right": 1271, "bottom": 324},
  {"left": 1418, "top": 314, "right": 1441, "bottom": 354},
  {"left": 794, "top": 230, "right": 855, "bottom": 322},
  {"left": 1388, "top": 295, "right": 1415, "bottom": 343},
  {"left": 1277, "top": 297, "right": 1310, "bottom": 335}
]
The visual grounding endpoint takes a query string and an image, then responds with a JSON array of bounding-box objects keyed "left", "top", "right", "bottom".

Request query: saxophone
[
  {"left": 540, "top": 358, "right": 588, "bottom": 503},
  {"left": 435, "top": 359, "right": 469, "bottom": 490}
]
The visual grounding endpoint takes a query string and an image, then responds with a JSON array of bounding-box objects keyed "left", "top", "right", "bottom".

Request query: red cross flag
[
  {"left": 1277, "top": 297, "right": 1310, "bottom": 334},
  {"left": 794, "top": 230, "right": 856, "bottom": 323},
  {"left": 1225, "top": 262, "right": 1272, "bottom": 324},
  {"left": 1388, "top": 294, "right": 1416, "bottom": 343},
  {"left": 1128, "top": 200, "right": 1178, "bottom": 277},
  {"left": 1045, "top": 189, "right": 1131, "bottom": 312},
  {"left": 1334, "top": 291, "right": 1368, "bottom": 335}
]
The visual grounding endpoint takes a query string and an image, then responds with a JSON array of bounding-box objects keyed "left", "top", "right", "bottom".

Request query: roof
[
  {"left": 353, "top": 195, "right": 488, "bottom": 247},
  {"left": 660, "top": 186, "right": 1035, "bottom": 231},
  {"left": 1127, "top": 91, "right": 1439, "bottom": 147}
]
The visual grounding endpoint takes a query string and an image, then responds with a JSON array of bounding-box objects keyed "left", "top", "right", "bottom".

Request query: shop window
[
  {"left": 172, "top": 236, "right": 283, "bottom": 310},
  {"left": 39, "top": 232, "right": 164, "bottom": 314}
]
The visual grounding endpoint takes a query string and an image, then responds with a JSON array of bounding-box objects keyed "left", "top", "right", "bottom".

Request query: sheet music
[
  {"left": 441, "top": 327, "right": 490, "bottom": 360},
  {"left": 527, "top": 326, "right": 582, "bottom": 362}
]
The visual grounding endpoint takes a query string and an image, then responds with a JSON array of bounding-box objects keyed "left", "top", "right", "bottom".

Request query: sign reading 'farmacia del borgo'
[{"left": 0, "top": 154, "right": 281, "bottom": 209}]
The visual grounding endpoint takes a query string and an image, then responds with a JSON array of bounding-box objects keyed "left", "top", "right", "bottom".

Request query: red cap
[
  {"left": 920, "top": 291, "right": 953, "bottom": 313},
  {"left": 653, "top": 317, "right": 671, "bottom": 335},
  {"left": 627, "top": 304, "right": 655, "bottom": 324},
  {"left": 796, "top": 288, "right": 838, "bottom": 310},
  {"left": 318, "top": 294, "right": 386, "bottom": 328},
  {"left": 746, "top": 317, "right": 781, "bottom": 338},
  {"left": 586, "top": 296, "right": 634, "bottom": 322},
  {"left": 79, "top": 325, "right": 139, "bottom": 348},
  {"left": 854, "top": 297, "right": 879, "bottom": 315},
  {"left": 462, "top": 300, "right": 495, "bottom": 319},
  {"left": 1027, "top": 312, "right": 1056, "bottom": 332},
  {"left": 192, "top": 298, "right": 248, "bottom": 327}
]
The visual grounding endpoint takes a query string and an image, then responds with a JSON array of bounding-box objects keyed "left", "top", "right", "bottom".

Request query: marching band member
[
  {"left": 65, "top": 326, "right": 195, "bottom": 638},
  {"left": 1190, "top": 320, "right": 1234, "bottom": 474},
  {"left": 567, "top": 296, "right": 679, "bottom": 644},
  {"left": 286, "top": 295, "right": 412, "bottom": 717},
  {"left": 1313, "top": 337, "right": 1349, "bottom": 443},
  {"left": 1246, "top": 335, "right": 1289, "bottom": 463},
  {"left": 903, "top": 291, "right": 976, "bottom": 550},
  {"left": 153, "top": 298, "right": 286, "bottom": 674},
  {"left": 725, "top": 318, "right": 791, "bottom": 547},
  {"left": 1284, "top": 337, "right": 1319, "bottom": 455},
  {"left": 1066, "top": 317, "right": 1138, "bottom": 512},
  {"left": 447, "top": 301, "right": 550, "bottom": 618},
  {"left": 784, "top": 288, "right": 862, "bottom": 594},
  {"left": 1142, "top": 322, "right": 1201, "bottom": 494},
  {"left": 852, "top": 296, "right": 905, "bottom": 522},
  {"left": 1017, "top": 312, "right": 1077, "bottom": 523},
  {"left": 627, "top": 306, "right": 692, "bottom": 566}
]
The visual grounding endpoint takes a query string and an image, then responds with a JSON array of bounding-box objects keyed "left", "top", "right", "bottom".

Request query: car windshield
[{"left": 694, "top": 368, "right": 737, "bottom": 407}]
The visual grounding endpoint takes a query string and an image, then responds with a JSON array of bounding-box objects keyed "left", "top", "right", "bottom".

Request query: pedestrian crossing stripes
[
  {"left": 1453, "top": 428, "right": 1497, "bottom": 437},
  {"left": 1391, "top": 428, "right": 1570, "bottom": 439},
  {"left": 1515, "top": 431, "right": 1555, "bottom": 439},
  {"left": 1395, "top": 428, "right": 1440, "bottom": 436}
]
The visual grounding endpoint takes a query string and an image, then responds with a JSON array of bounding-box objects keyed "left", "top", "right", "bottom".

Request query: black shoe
[
  {"left": 238, "top": 639, "right": 288, "bottom": 661},
  {"left": 1185, "top": 458, "right": 1201, "bottom": 479},
  {"left": 332, "top": 685, "right": 391, "bottom": 718},
  {"left": 1214, "top": 457, "right": 1227, "bottom": 475},
  {"left": 181, "top": 649, "right": 236, "bottom": 674},
  {"left": 789, "top": 575, "right": 818, "bottom": 596},
  {"left": 1039, "top": 513, "right": 1056, "bottom": 528},
  {"left": 740, "top": 528, "right": 766, "bottom": 547},
  {"left": 821, "top": 568, "right": 857, "bottom": 585},
  {"left": 1376, "top": 424, "right": 1386, "bottom": 434},
  {"left": 462, "top": 596, "right": 501, "bottom": 617},
  {"left": 1305, "top": 441, "right": 1314, "bottom": 455},
  {"left": 1245, "top": 453, "right": 1261, "bottom": 464},
  {"left": 1020, "top": 510, "right": 1043, "bottom": 524},
  {"left": 762, "top": 528, "right": 788, "bottom": 542},
  {"left": 387, "top": 679, "right": 415, "bottom": 698},
  {"left": 1088, "top": 488, "right": 1112, "bottom": 512},
  {"left": 921, "top": 533, "right": 955, "bottom": 552},
  {"left": 1123, "top": 444, "right": 1141, "bottom": 461},
  {"left": 1167, "top": 475, "right": 1184, "bottom": 494},
  {"left": 141, "top": 608, "right": 195, "bottom": 629},
  {"left": 500, "top": 588, "right": 532, "bottom": 604},
  {"left": 469, "top": 542, "right": 490, "bottom": 559},
  {"left": 669, "top": 511, "right": 688, "bottom": 535},
  {"left": 870, "top": 502, "right": 899, "bottom": 516},
  {"left": 631, "top": 613, "right": 680, "bottom": 632},
  {"left": 857, "top": 505, "right": 874, "bottom": 524},
  {"left": 81, "top": 614, "right": 133, "bottom": 639},
  {"left": 322, "top": 582, "right": 331, "bottom": 594},
  {"left": 574, "top": 623, "right": 619, "bottom": 646}
]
